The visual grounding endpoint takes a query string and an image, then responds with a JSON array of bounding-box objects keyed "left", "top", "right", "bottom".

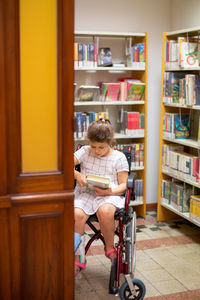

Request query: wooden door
[{"left": 0, "top": 0, "right": 74, "bottom": 299}]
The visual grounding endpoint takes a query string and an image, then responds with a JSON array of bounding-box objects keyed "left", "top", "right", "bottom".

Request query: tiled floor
[{"left": 75, "top": 210, "right": 200, "bottom": 299}]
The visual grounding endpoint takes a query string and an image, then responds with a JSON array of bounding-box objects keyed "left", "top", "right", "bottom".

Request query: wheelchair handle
[{"left": 127, "top": 172, "right": 137, "bottom": 189}]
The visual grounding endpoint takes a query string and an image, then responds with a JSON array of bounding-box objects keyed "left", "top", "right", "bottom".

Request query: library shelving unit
[
  {"left": 74, "top": 31, "right": 148, "bottom": 217},
  {"left": 157, "top": 27, "right": 200, "bottom": 227}
]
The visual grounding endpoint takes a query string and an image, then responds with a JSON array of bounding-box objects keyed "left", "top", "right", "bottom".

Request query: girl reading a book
[{"left": 74, "top": 119, "right": 129, "bottom": 275}]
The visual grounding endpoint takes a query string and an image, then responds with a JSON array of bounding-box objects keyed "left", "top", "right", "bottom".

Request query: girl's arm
[
  {"left": 74, "top": 156, "right": 87, "bottom": 187},
  {"left": 94, "top": 171, "right": 128, "bottom": 196}
]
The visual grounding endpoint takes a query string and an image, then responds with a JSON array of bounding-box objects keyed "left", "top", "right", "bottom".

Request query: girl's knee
[
  {"left": 97, "top": 204, "right": 115, "bottom": 220},
  {"left": 74, "top": 208, "right": 88, "bottom": 223}
]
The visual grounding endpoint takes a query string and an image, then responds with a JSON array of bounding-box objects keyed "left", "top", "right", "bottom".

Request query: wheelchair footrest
[{"left": 109, "top": 258, "right": 118, "bottom": 295}]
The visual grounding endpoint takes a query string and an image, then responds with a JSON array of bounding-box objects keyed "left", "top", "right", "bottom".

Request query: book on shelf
[
  {"left": 134, "top": 179, "right": 143, "bottom": 202},
  {"left": 163, "top": 72, "right": 200, "bottom": 106},
  {"left": 190, "top": 195, "right": 200, "bottom": 221},
  {"left": 162, "top": 148, "right": 200, "bottom": 183},
  {"left": 86, "top": 174, "right": 110, "bottom": 189},
  {"left": 126, "top": 42, "right": 145, "bottom": 68},
  {"left": 77, "top": 85, "right": 100, "bottom": 101},
  {"left": 126, "top": 81, "right": 145, "bottom": 101},
  {"left": 112, "top": 143, "right": 144, "bottom": 170},
  {"left": 101, "top": 82, "right": 121, "bottom": 101},
  {"left": 74, "top": 43, "right": 78, "bottom": 68},
  {"left": 98, "top": 47, "right": 113, "bottom": 67},
  {"left": 162, "top": 144, "right": 184, "bottom": 170},
  {"left": 170, "top": 181, "right": 192, "bottom": 212},
  {"left": 198, "top": 116, "right": 200, "bottom": 146},
  {"left": 165, "top": 39, "right": 199, "bottom": 69},
  {"left": 161, "top": 179, "right": 172, "bottom": 205},
  {"left": 163, "top": 113, "right": 190, "bottom": 139},
  {"left": 174, "top": 114, "right": 190, "bottom": 139},
  {"left": 118, "top": 109, "right": 144, "bottom": 137},
  {"left": 99, "top": 80, "right": 145, "bottom": 102},
  {"left": 74, "top": 111, "right": 109, "bottom": 139},
  {"left": 74, "top": 42, "right": 97, "bottom": 68}
]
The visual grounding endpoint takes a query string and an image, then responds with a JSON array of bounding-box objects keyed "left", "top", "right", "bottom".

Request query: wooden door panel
[
  {"left": 0, "top": 207, "right": 11, "bottom": 300},
  {"left": 9, "top": 192, "right": 74, "bottom": 300},
  {"left": 21, "top": 212, "right": 64, "bottom": 300}
]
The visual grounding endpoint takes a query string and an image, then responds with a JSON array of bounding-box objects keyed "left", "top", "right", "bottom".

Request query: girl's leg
[
  {"left": 96, "top": 203, "right": 116, "bottom": 259},
  {"left": 74, "top": 208, "right": 89, "bottom": 273},
  {"left": 74, "top": 207, "right": 89, "bottom": 235}
]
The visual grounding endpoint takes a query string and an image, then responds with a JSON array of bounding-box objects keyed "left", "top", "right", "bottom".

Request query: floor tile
[
  {"left": 80, "top": 210, "right": 200, "bottom": 299},
  {"left": 152, "top": 279, "right": 187, "bottom": 294},
  {"left": 136, "top": 232, "right": 152, "bottom": 241},
  {"left": 144, "top": 283, "right": 161, "bottom": 298},
  {"left": 136, "top": 258, "right": 162, "bottom": 272},
  {"left": 87, "top": 275, "right": 109, "bottom": 291},
  {"left": 75, "top": 291, "right": 101, "bottom": 300},
  {"left": 142, "top": 269, "right": 174, "bottom": 283}
]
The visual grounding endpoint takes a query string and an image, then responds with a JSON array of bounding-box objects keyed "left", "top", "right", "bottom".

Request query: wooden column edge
[
  {"left": 0, "top": 196, "right": 11, "bottom": 208},
  {"left": 10, "top": 190, "right": 74, "bottom": 205}
]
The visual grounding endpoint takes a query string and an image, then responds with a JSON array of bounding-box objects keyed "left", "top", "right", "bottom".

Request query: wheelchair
[{"left": 75, "top": 145, "right": 146, "bottom": 300}]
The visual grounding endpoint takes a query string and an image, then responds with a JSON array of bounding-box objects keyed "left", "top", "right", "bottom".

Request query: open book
[{"left": 86, "top": 174, "right": 110, "bottom": 189}]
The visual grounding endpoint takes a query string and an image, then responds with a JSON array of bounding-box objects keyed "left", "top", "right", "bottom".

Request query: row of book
[
  {"left": 162, "top": 144, "right": 200, "bottom": 183},
  {"left": 190, "top": 195, "right": 200, "bottom": 222},
  {"left": 74, "top": 43, "right": 97, "bottom": 68},
  {"left": 100, "top": 80, "right": 145, "bottom": 102},
  {"left": 161, "top": 179, "right": 200, "bottom": 222},
  {"left": 112, "top": 143, "right": 144, "bottom": 169},
  {"left": 163, "top": 72, "right": 200, "bottom": 105},
  {"left": 75, "top": 80, "right": 145, "bottom": 102},
  {"left": 127, "top": 42, "right": 146, "bottom": 68},
  {"left": 165, "top": 39, "right": 199, "bottom": 69},
  {"left": 74, "top": 111, "right": 109, "bottom": 139},
  {"left": 163, "top": 113, "right": 190, "bottom": 139},
  {"left": 161, "top": 179, "right": 192, "bottom": 212},
  {"left": 118, "top": 110, "right": 145, "bottom": 137}
]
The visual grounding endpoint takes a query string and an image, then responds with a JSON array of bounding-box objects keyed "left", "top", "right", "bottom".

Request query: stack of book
[
  {"left": 126, "top": 42, "right": 146, "bottom": 68},
  {"left": 163, "top": 113, "right": 190, "bottom": 139},
  {"left": 162, "top": 147, "right": 200, "bottom": 183},
  {"left": 74, "top": 111, "right": 109, "bottom": 138},
  {"left": 134, "top": 180, "right": 143, "bottom": 202},
  {"left": 113, "top": 143, "right": 144, "bottom": 169},
  {"left": 163, "top": 72, "right": 200, "bottom": 105},
  {"left": 118, "top": 110, "right": 144, "bottom": 137},
  {"left": 161, "top": 179, "right": 192, "bottom": 212},
  {"left": 190, "top": 195, "right": 200, "bottom": 222},
  {"left": 100, "top": 80, "right": 145, "bottom": 102},
  {"left": 165, "top": 39, "right": 199, "bottom": 69},
  {"left": 74, "top": 42, "right": 97, "bottom": 68}
]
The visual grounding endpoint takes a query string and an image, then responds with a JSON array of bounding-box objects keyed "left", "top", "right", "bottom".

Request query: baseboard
[{"left": 146, "top": 203, "right": 157, "bottom": 211}]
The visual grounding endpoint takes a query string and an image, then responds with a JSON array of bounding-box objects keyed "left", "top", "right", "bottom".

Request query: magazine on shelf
[{"left": 98, "top": 48, "right": 113, "bottom": 67}]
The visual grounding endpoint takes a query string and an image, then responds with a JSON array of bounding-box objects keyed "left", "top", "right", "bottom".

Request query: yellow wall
[{"left": 20, "top": 0, "right": 57, "bottom": 172}]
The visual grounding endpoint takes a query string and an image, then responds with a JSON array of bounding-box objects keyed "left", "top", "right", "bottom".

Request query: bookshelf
[
  {"left": 74, "top": 31, "right": 148, "bottom": 217},
  {"left": 157, "top": 27, "right": 200, "bottom": 227}
]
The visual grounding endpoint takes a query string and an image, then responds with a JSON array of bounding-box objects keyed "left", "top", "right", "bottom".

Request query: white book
[{"left": 181, "top": 42, "right": 198, "bottom": 68}]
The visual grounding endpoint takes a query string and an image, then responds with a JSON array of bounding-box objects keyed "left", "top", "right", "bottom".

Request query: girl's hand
[
  {"left": 76, "top": 172, "right": 87, "bottom": 187},
  {"left": 93, "top": 186, "right": 112, "bottom": 196}
]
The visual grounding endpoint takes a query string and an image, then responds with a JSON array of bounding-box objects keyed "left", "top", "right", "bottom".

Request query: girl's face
[{"left": 89, "top": 141, "right": 111, "bottom": 157}]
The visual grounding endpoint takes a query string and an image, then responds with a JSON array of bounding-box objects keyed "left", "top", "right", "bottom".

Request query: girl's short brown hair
[{"left": 87, "top": 119, "right": 114, "bottom": 144}]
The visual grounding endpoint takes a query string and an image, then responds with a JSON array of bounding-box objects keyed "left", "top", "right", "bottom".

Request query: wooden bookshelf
[
  {"left": 74, "top": 31, "right": 148, "bottom": 217},
  {"left": 157, "top": 27, "right": 200, "bottom": 227}
]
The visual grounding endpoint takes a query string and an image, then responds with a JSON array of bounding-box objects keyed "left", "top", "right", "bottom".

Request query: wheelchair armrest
[{"left": 127, "top": 172, "right": 137, "bottom": 189}]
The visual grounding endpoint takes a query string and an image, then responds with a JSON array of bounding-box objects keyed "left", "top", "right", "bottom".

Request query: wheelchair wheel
[
  {"left": 125, "top": 211, "right": 136, "bottom": 275},
  {"left": 119, "top": 278, "right": 146, "bottom": 300}
]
